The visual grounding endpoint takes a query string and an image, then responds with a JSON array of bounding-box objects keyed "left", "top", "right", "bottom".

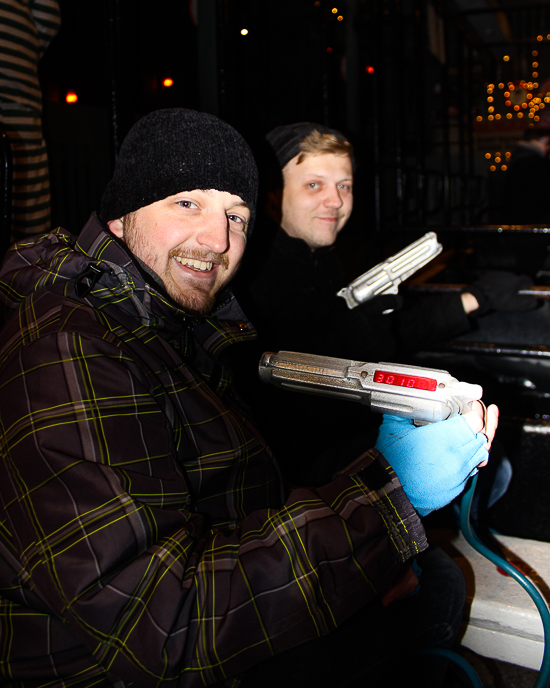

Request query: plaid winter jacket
[{"left": 0, "top": 214, "right": 426, "bottom": 687}]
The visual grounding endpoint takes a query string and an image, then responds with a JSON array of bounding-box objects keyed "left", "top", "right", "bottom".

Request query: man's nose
[
  {"left": 323, "top": 186, "right": 344, "bottom": 209},
  {"left": 196, "top": 214, "right": 230, "bottom": 254}
]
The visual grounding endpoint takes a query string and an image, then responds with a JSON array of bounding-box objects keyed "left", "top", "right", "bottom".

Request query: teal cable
[
  {"left": 421, "top": 647, "right": 483, "bottom": 687},
  {"left": 459, "top": 475, "right": 550, "bottom": 688}
]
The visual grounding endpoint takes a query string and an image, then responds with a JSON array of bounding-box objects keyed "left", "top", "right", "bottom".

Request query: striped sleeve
[
  {"left": 0, "top": 0, "right": 60, "bottom": 108},
  {"left": 29, "top": 0, "right": 61, "bottom": 56}
]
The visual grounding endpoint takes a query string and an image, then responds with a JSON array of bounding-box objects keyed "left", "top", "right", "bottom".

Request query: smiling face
[
  {"left": 280, "top": 152, "right": 353, "bottom": 251},
  {"left": 108, "top": 189, "right": 250, "bottom": 315}
]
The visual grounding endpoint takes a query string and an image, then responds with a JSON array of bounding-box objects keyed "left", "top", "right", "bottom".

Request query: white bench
[{"left": 433, "top": 530, "right": 550, "bottom": 670}]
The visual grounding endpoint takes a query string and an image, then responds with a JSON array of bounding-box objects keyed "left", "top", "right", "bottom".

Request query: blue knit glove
[{"left": 375, "top": 414, "right": 488, "bottom": 516}]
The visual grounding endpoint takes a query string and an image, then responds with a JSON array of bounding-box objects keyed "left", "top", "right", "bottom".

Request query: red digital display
[{"left": 374, "top": 370, "right": 437, "bottom": 392}]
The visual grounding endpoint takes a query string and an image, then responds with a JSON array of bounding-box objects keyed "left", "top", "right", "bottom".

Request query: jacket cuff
[
  {"left": 462, "top": 284, "right": 491, "bottom": 317},
  {"left": 336, "top": 448, "right": 428, "bottom": 557}
]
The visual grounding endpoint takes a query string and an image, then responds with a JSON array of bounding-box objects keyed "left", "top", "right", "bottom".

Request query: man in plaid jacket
[{"left": 0, "top": 109, "right": 497, "bottom": 688}]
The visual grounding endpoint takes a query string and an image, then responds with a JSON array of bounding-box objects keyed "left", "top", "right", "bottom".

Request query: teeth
[{"left": 175, "top": 256, "right": 213, "bottom": 271}]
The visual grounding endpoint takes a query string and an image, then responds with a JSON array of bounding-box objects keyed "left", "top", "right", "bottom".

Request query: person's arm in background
[
  {"left": 29, "top": 0, "right": 61, "bottom": 58},
  {"left": 387, "top": 270, "right": 538, "bottom": 353}
]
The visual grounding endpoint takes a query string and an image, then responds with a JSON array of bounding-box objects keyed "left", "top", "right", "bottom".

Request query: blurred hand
[
  {"left": 356, "top": 294, "right": 403, "bottom": 316},
  {"left": 464, "top": 270, "right": 537, "bottom": 315}
]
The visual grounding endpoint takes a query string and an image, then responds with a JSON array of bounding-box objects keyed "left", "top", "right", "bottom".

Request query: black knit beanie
[
  {"left": 100, "top": 108, "right": 258, "bottom": 230},
  {"left": 265, "top": 121, "right": 354, "bottom": 170}
]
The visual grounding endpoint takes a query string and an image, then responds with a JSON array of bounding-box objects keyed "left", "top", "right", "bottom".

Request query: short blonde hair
[{"left": 296, "top": 129, "right": 354, "bottom": 164}]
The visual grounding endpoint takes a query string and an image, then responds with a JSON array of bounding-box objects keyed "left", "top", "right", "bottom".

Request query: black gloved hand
[
  {"left": 356, "top": 293, "right": 404, "bottom": 316},
  {"left": 464, "top": 270, "right": 538, "bottom": 316}
]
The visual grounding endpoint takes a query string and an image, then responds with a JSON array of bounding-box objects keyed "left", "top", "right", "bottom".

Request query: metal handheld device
[
  {"left": 259, "top": 351, "right": 482, "bottom": 424},
  {"left": 337, "top": 232, "right": 443, "bottom": 309}
]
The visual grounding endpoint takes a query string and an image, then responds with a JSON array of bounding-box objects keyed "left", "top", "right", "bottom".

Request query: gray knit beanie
[
  {"left": 100, "top": 108, "right": 258, "bottom": 230},
  {"left": 266, "top": 121, "right": 354, "bottom": 170}
]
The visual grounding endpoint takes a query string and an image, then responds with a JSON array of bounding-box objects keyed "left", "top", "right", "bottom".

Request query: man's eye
[
  {"left": 308, "top": 182, "right": 320, "bottom": 189},
  {"left": 228, "top": 214, "right": 248, "bottom": 229},
  {"left": 178, "top": 200, "right": 197, "bottom": 209}
]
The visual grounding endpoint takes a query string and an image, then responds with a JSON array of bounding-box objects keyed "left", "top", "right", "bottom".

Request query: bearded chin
[
  {"left": 169, "top": 260, "right": 242, "bottom": 316},
  {"left": 166, "top": 284, "right": 216, "bottom": 316}
]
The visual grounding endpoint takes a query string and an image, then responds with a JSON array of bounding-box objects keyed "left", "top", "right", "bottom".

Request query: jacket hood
[{"left": 0, "top": 213, "right": 256, "bottom": 352}]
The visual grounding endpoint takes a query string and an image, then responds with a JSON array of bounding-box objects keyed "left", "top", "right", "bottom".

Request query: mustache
[{"left": 169, "top": 248, "right": 230, "bottom": 269}]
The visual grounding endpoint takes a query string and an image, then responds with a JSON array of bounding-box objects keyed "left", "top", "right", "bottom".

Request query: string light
[
  {"left": 65, "top": 90, "right": 77, "bottom": 103},
  {"left": 478, "top": 53, "right": 550, "bottom": 173}
]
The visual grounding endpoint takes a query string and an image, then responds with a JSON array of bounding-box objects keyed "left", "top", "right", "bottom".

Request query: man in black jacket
[
  {"left": 237, "top": 123, "right": 538, "bottom": 360},
  {"left": 233, "top": 122, "right": 529, "bottom": 483}
]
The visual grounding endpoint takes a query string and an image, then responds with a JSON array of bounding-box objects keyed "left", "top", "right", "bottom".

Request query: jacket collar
[{"left": 0, "top": 213, "right": 256, "bottom": 357}]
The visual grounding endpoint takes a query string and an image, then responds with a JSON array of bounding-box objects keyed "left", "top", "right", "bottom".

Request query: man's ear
[{"left": 108, "top": 218, "right": 124, "bottom": 238}]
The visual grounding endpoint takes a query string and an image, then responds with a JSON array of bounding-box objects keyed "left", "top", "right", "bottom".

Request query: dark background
[{"left": 36, "top": 1, "right": 550, "bottom": 263}]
